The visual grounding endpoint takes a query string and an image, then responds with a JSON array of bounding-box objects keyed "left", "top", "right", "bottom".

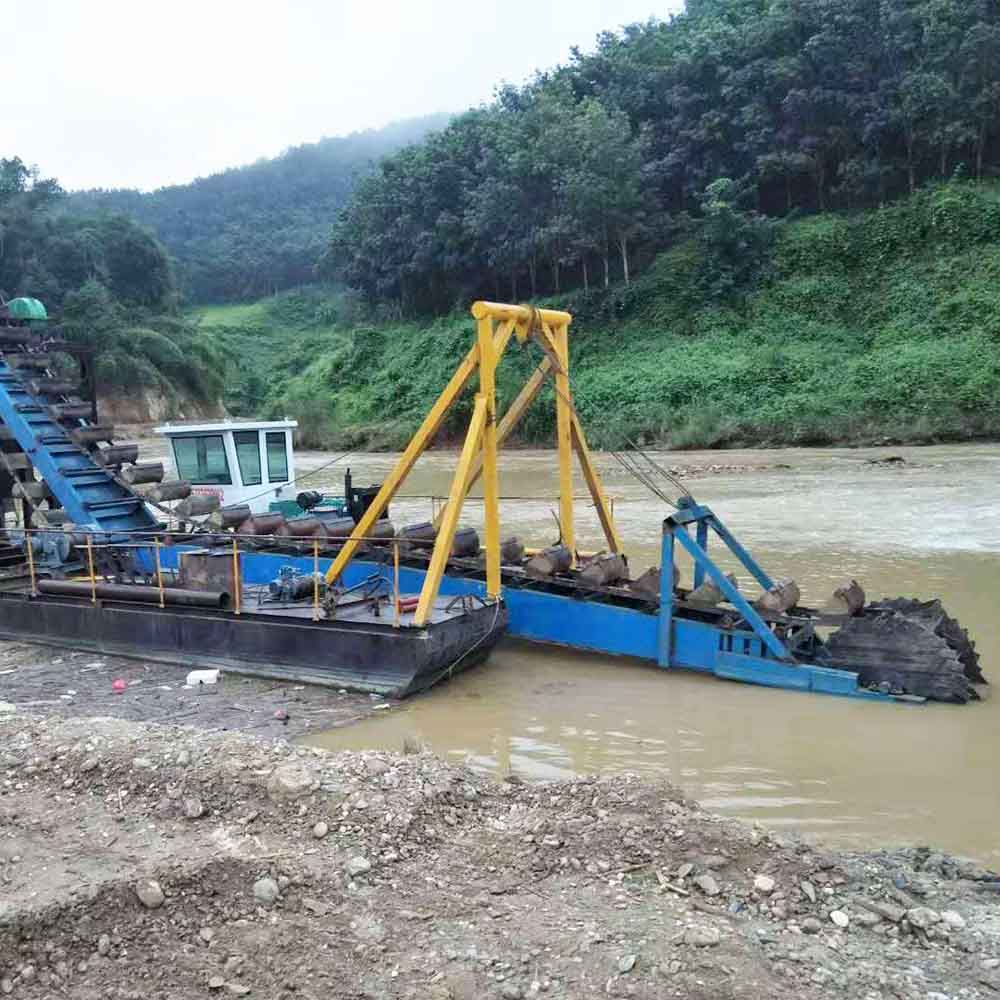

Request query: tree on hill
[
  {"left": 0, "top": 156, "right": 222, "bottom": 401},
  {"left": 327, "top": 0, "right": 1000, "bottom": 315},
  {"left": 68, "top": 113, "right": 453, "bottom": 304}
]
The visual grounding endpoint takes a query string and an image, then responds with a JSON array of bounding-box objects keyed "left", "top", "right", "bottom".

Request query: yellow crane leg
[
  {"left": 531, "top": 321, "right": 622, "bottom": 556},
  {"left": 414, "top": 394, "right": 488, "bottom": 625},
  {"left": 570, "top": 412, "right": 623, "bottom": 554},
  {"left": 325, "top": 318, "right": 517, "bottom": 586},
  {"left": 431, "top": 357, "right": 553, "bottom": 532},
  {"left": 477, "top": 317, "right": 501, "bottom": 599},
  {"left": 551, "top": 321, "right": 575, "bottom": 561}
]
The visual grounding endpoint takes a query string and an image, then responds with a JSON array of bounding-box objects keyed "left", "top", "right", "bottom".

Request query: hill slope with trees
[
  {"left": 69, "top": 114, "right": 452, "bottom": 304},
  {"left": 326, "top": 0, "right": 1000, "bottom": 315},
  {"left": 200, "top": 182, "right": 1000, "bottom": 450},
  {"left": 0, "top": 156, "right": 222, "bottom": 413}
]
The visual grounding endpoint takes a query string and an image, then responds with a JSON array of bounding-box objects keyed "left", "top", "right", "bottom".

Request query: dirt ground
[
  {"left": 0, "top": 641, "right": 382, "bottom": 740},
  {"left": 3, "top": 688, "right": 1000, "bottom": 1000}
]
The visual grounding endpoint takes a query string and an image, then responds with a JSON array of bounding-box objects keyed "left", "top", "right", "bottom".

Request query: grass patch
[{"left": 195, "top": 185, "right": 1000, "bottom": 451}]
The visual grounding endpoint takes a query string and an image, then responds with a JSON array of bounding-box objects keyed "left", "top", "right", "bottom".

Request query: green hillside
[
  {"left": 197, "top": 182, "right": 1000, "bottom": 450},
  {"left": 69, "top": 114, "right": 452, "bottom": 304}
]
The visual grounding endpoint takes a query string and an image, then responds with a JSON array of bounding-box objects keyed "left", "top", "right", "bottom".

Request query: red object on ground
[
  {"left": 112, "top": 678, "right": 127, "bottom": 694},
  {"left": 397, "top": 597, "right": 420, "bottom": 612}
]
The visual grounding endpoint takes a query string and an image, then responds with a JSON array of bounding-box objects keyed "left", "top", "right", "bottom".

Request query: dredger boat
[{"left": 0, "top": 297, "right": 984, "bottom": 703}]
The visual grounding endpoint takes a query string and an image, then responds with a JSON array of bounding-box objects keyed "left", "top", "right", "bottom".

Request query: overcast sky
[{"left": 8, "top": 0, "right": 684, "bottom": 192}]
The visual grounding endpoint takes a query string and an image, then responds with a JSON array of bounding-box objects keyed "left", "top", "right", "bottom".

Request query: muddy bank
[
  {"left": 2, "top": 710, "right": 1000, "bottom": 1000},
  {"left": 0, "top": 642, "right": 383, "bottom": 741}
]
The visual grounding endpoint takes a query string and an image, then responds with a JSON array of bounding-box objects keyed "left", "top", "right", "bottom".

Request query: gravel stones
[
  {"left": 312, "top": 820, "right": 329, "bottom": 839},
  {"left": 618, "top": 954, "right": 637, "bottom": 973},
  {"left": 801, "top": 917, "right": 823, "bottom": 934},
  {"left": 267, "top": 764, "right": 314, "bottom": 801},
  {"left": 135, "top": 878, "right": 165, "bottom": 909},
  {"left": 940, "top": 910, "right": 966, "bottom": 930},
  {"left": 830, "top": 910, "right": 850, "bottom": 929},
  {"left": 684, "top": 925, "right": 721, "bottom": 947},
  {"left": 183, "top": 796, "right": 205, "bottom": 819},
  {"left": 860, "top": 899, "right": 905, "bottom": 923},
  {"left": 800, "top": 880, "right": 816, "bottom": 903},
  {"left": 907, "top": 906, "right": 940, "bottom": 930},
  {"left": 252, "top": 876, "right": 280, "bottom": 904},
  {"left": 754, "top": 874, "right": 776, "bottom": 894},
  {"left": 346, "top": 855, "right": 372, "bottom": 877},
  {"left": 694, "top": 873, "right": 720, "bottom": 896},
  {"left": 97, "top": 933, "right": 111, "bottom": 955}
]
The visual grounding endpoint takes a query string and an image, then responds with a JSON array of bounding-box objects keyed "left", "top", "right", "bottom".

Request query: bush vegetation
[{"left": 202, "top": 182, "right": 1000, "bottom": 451}]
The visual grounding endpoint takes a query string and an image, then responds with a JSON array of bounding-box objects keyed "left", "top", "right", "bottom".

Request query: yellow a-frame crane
[{"left": 324, "top": 300, "right": 622, "bottom": 626}]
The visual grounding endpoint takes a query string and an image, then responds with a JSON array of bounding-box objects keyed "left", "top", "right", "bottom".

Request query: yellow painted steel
[
  {"left": 232, "top": 539, "right": 241, "bottom": 615},
  {"left": 477, "top": 317, "right": 501, "bottom": 598},
  {"left": 393, "top": 541, "right": 400, "bottom": 628},
  {"left": 25, "top": 528, "right": 37, "bottom": 596},
  {"left": 531, "top": 322, "right": 621, "bottom": 555},
  {"left": 550, "top": 320, "right": 575, "bottom": 561},
  {"left": 570, "top": 413, "right": 623, "bottom": 553},
  {"left": 324, "top": 318, "right": 517, "bottom": 586},
  {"left": 431, "top": 357, "right": 554, "bottom": 532},
  {"left": 312, "top": 539, "right": 321, "bottom": 621},
  {"left": 154, "top": 538, "right": 165, "bottom": 608},
  {"left": 86, "top": 535, "right": 97, "bottom": 604},
  {"left": 414, "top": 394, "right": 487, "bottom": 625},
  {"left": 471, "top": 301, "right": 572, "bottom": 326},
  {"left": 324, "top": 299, "right": 623, "bottom": 612}
]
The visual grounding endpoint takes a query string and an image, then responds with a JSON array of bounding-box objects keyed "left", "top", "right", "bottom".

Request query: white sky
[{"left": 7, "top": 0, "right": 684, "bottom": 192}]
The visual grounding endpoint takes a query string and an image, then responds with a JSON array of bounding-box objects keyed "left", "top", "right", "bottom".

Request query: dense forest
[
  {"left": 327, "top": 0, "right": 1000, "bottom": 315},
  {"left": 69, "top": 114, "right": 451, "bottom": 303},
  {"left": 203, "top": 181, "right": 1000, "bottom": 450},
  {"left": 6, "top": 0, "right": 1000, "bottom": 447},
  {"left": 0, "top": 156, "right": 222, "bottom": 403}
]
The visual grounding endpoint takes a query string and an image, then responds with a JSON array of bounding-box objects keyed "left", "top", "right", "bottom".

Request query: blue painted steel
[
  {"left": 657, "top": 524, "right": 674, "bottom": 667},
  {"left": 141, "top": 545, "right": 885, "bottom": 702},
  {"left": 673, "top": 526, "right": 791, "bottom": 662},
  {"left": 715, "top": 652, "right": 887, "bottom": 700},
  {"left": 693, "top": 519, "right": 708, "bottom": 588},
  {"left": 707, "top": 515, "right": 774, "bottom": 592},
  {"left": 144, "top": 546, "right": 660, "bottom": 660},
  {"left": 667, "top": 503, "right": 714, "bottom": 526},
  {"left": 0, "top": 359, "right": 157, "bottom": 532}
]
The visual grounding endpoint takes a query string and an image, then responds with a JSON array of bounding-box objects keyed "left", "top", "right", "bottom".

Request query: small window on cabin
[
  {"left": 266, "top": 432, "right": 289, "bottom": 483},
  {"left": 234, "top": 430, "right": 262, "bottom": 487},
  {"left": 172, "top": 435, "right": 232, "bottom": 486}
]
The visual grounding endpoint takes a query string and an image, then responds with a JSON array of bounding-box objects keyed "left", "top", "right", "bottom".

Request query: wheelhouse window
[
  {"left": 233, "top": 430, "right": 262, "bottom": 486},
  {"left": 172, "top": 435, "right": 232, "bottom": 486},
  {"left": 266, "top": 432, "right": 289, "bottom": 483}
]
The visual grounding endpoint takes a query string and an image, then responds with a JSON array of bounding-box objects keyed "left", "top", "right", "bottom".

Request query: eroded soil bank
[{"left": 2, "top": 706, "right": 1000, "bottom": 1000}]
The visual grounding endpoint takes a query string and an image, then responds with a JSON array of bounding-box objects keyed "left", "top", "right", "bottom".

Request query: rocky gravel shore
[{"left": 1, "top": 709, "right": 999, "bottom": 999}]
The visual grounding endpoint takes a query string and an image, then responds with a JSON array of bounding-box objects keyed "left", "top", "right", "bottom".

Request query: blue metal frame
[
  {"left": 0, "top": 360, "right": 157, "bottom": 532},
  {"left": 141, "top": 537, "right": 889, "bottom": 703}
]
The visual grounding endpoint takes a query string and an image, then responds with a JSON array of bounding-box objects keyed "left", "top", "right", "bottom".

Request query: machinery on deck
[
  {"left": 0, "top": 297, "right": 985, "bottom": 703},
  {"left": 0, "top": 298, "right": 506, "bottom": 695}
]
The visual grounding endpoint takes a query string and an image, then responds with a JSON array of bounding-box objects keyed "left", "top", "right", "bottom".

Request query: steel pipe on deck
[{"left": 37, "top": 580, "right": 230, "bottom": 608}]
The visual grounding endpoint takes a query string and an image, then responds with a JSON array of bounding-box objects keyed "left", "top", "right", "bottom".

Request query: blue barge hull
[{"left": 144, "top": 545, "right": 888, "bottom": 703}]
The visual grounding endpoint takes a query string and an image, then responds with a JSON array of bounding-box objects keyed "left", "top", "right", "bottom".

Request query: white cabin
[{"left": 154, "top": 420, "right": 297, "bottom": 514}]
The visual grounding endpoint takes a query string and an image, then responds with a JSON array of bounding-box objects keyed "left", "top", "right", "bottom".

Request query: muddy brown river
[{"left": 276, "top": 443, "right": 997, "bottom": 860}]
